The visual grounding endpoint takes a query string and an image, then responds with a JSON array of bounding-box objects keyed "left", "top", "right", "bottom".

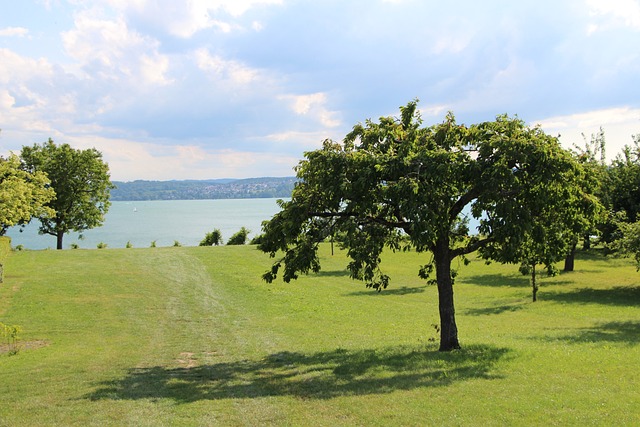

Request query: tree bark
[
  {"left": 531, "top": 263, "right": 538, "bottom": 302},
  {"left": 56, "top": 230, "right": 64, "bottom": 250},
  {"left": 434, "top": 237, "right": 461, "bottom": 351},
  {"left": 564, "top": 242, "right": 577, "bottom": 272}
]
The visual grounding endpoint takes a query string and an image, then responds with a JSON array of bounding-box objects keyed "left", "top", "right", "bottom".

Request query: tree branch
[{"left": 451, "top": 235, "right": 495, "bottom": 258}]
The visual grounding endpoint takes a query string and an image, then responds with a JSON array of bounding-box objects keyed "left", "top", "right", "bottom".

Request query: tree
[
  {"left": 200, "top": 229, "right": 223, "bottom": 246},
  {"left": 227, "top": 227, "right": 250, "bottom": 245},
  {"left": 0, "top": 154, "right": 55, "bottom": 235},
  {"left": 562, "top": 128, "right": 608, "bottom": 272},
  {"left": 20, "top": 139, "right": 114, "bottom": 250},
  {"left": 259, "top": 101, "right": 593, "bottom": 351}
]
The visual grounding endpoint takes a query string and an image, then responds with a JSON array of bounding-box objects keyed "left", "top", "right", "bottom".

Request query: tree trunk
[
  {"left": 564, "top": 242, "right": 577, "bottom": 272},
  {"left": 531, "top": 263, "right": 538, "bottom": 302},
  {"left": 56, "top": 230, "right": 64, "bottom": 250},
  {"left": 434, "top": 237, "right": 461, "bottom": 351},
  {"left": 583, "top": 233, "right": 591, "bottom": 250}
]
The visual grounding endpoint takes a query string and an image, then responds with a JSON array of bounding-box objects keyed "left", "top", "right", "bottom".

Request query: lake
[{"left": 6, "top": 198, "right": 287, "bottom": 250}]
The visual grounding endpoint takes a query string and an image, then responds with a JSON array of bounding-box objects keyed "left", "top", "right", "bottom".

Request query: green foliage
[
  {"left": 199, "top": 229, "right": 222, "bottom": 246},
  {"left": 0, "top": 322, "right": 22, "bottom": 355},
  {"left": 173, "top": 240, "right": 182, "bottom": 247},
  {"left": 20, "top": 139, "right": 114, "bottom": 250},
  {"left": 259, "top": 101, "right": 596, "bottom": 351},
  {"left": 70, "top": 243, "right": 80, "bottom": 249},
  {"left": 227, "top": 227, "right": 250, "bottom": 245},
  {"left": 0, "top": 154, "right": 55, "bottom": 235},
  {"left": 150, "top": 240, "right": 157, "bottom": 248},
  {"left": 250, "top": 233, "right": 265, "bottom": 245},
  {"left": 97, "top": 242, "right": 107, "bottom": 249},
  {"left": 126, "top": 241, "right": 133, "bottom": 248}
]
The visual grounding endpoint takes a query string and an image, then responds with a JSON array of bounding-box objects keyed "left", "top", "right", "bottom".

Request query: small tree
[
  {"left": 20, "top": 139, "right": 114, "bottom": 250},
  {"left": 200, "top": 229, "right": 223, "bottom": 246},
  {"left": 227, "top": 227, "right": 250, "bottom": 245},
  {"left": 0, "top": 154, "right": 55, "bottom": 235}
]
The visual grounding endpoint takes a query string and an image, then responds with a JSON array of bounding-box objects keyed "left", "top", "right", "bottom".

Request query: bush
[
  {"left": 249, "top": 233, "right": 265, "bottom": 245},
  {"left": 200, "top": 229, "right": 223, "bottom": 246},
  {"left": 0, "top": 322, "right": 22, "bottom": 355},
  {"left": 97, "top": 242, "right": 107, "bottom": 249},
  {"left": 227, "top": 227, "right": 250, "bottom": 245},
  {"left": 126, "top": 241, "right": 133, "bottom": 248},
  {"left": 173, "top": 240, "right": 182, "bottom": 247}
]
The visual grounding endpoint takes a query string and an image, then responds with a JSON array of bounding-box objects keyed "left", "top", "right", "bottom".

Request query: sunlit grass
[{"left": 0, "top": 244, "right": 638, "bottom": 426}]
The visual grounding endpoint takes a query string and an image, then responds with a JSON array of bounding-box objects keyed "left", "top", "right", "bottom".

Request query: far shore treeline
[{"left": 110, "top": 177, "right": 296, "bottom": 201}]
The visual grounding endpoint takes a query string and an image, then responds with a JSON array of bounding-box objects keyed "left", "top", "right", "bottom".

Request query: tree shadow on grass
[
  {"left": 87, "top": 344, "right": 510, "bottom": 403},
  {"left": 313, "top": 269, "right": 351, "bottom": 278},
  {"left": 543, "top": 321, "right": 640, "bottom": 346},
  {"left": 465, "top": 303, "right": 527, "bottom": 316},
  {"left": 345, "top": 285, "right": 428, "bottom": 297},
  {"left": 459, "top": 274, "right": 530, "bottom": 288},
  {"left": 543, "top": 286, "right": 640, "bottom": 306}
]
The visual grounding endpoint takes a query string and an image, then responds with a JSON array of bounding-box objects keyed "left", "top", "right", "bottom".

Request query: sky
[{"left": 1, "top": 0, "right": 639, "bottom": 182}]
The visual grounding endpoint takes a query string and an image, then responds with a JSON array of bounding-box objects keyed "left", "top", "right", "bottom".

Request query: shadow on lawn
[
  {"left": 459, "top": 274, "right": 529, "bottom": 288},
  {"left": 543, "top": 286, "right": 640, "bottom": 306},
  {"left": 465, "top": 303, "right": 526, "bottom": 316},
  {"left": 345, "top": 285, "right": 428, "bottom": 297},
  {"left": 545, "top": 321, "right": 640, "bottom": 346},
  {"left": 87, "top": 344, "right": 510, "bottom": 403}
]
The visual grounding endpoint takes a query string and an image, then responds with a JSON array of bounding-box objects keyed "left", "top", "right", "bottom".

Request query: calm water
[{"left": 6, "top": 198, "right": 286, "bottom": 250}]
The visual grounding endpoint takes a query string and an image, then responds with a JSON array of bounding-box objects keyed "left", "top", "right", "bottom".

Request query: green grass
[{"left": 0, "top": 244, "right": 639, "bottom": 426}]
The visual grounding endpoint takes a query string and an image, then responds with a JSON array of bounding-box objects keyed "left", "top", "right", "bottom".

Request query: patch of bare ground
[{"left": 0, "top": 340, "right": 49, "bottom": 355}]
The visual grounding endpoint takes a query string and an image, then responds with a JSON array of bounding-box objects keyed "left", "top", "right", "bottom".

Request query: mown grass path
[{"left": 1, "top": 245, "right": 639, "bottom": 426}]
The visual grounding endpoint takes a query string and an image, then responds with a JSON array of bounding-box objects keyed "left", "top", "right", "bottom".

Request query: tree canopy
[
  {"left": 20, "top": 139, "right": 114, "bottom": 250},
  {"left": 259, "top": 101, "right": 596, "bottom": 351},
  {"left": 0, "top": 154, "right": 55, "bottom": 235}
]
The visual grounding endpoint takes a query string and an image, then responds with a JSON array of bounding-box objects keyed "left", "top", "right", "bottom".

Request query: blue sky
[{"left": 1, "top": 0, "right": 639, "bottom": 181}]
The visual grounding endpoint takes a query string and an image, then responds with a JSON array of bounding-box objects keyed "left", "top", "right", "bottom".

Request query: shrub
[
  {"left": 173, "top": 240, "right": 182, "bottom": 247},
  {"left": 0, "top": 322, "right": 22, "bottom": 355},
  {"left": 200, "top": 229, "right": 223, "bottom": 246},
  {"left": 70, "top": 243, "right": 80, "bottom": 249},
  {"left": 150, "top": 240, "right": 157, "bottom": 248},
  {"left": 227, "top": 227, "right": 250, "bottom": 245},
  {"left": 126, "top": 241, "right": 133, "bottom": 248},
  {"left": 97, "top": 242, "right": 107, "bottom": 249},
  {"left": 249, "top": 233, "right": 265, "bottom": 245}
]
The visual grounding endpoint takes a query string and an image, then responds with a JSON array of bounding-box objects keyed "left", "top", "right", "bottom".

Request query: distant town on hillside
[{"left": 110, "top": 177, "right": 297, "bottom": 201}]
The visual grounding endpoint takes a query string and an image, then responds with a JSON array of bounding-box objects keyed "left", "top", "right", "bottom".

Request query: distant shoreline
[{"left": 111, "top": 176, "right": 296, "bottom": 201}]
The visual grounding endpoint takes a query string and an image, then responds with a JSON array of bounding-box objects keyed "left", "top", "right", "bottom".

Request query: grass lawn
[{"left": 0, "top": 243, "right": 639, "bottom": 426}]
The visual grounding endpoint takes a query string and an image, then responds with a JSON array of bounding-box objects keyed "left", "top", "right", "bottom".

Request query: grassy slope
[{"left": 0, "top": 244, "right": 638, "bottom": 426}]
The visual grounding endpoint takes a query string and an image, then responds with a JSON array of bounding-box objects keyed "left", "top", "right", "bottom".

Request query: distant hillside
[{"left": 111, "top": 177, "right": 296, "bottom": 201}]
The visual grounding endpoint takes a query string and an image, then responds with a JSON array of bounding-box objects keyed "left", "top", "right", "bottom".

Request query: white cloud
[
  {"left": 77, "top": 136, "right": 297, "bottom": 180},
  {"left": 194, "top": 48, "right": 258, "bottom": 84},
  {"left": 0, "top": 48, "right": 53, "bottom": 83},
  {"left": 61, "top": 10, "right": 172, "bottom": 86},
  {"left": 587, "top": 0, "right": 640, "bottom": 32},
  {"left": 535, "top": 107, "right": 640, "bottom": 159},
  {"left": 0, "top": 27, "right": 29, "bottom": 37},
  {"left": 102, "top": 0, "right": 282, "bottom": 38},
  {"left": 280, "top": 93, "right": 342, "bottom": 128}
]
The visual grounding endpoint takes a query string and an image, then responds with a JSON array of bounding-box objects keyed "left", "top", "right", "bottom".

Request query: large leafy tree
[
  {"left": 20, "top": 139, "right": 114, "bottom": 249},
  {"left": 0, "top": 154, "right": 55, "bottom": 235},
  {"left": 259, "top": 101, "right": 593, "bottom": 351}
]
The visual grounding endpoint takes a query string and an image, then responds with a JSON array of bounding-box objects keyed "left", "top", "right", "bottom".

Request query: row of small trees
[
  {"left": 199, "top": 227, "right": 254, "bottom": 246},
  {"left": 0, "top": 137, "right": 113, "bottom": 250}
]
